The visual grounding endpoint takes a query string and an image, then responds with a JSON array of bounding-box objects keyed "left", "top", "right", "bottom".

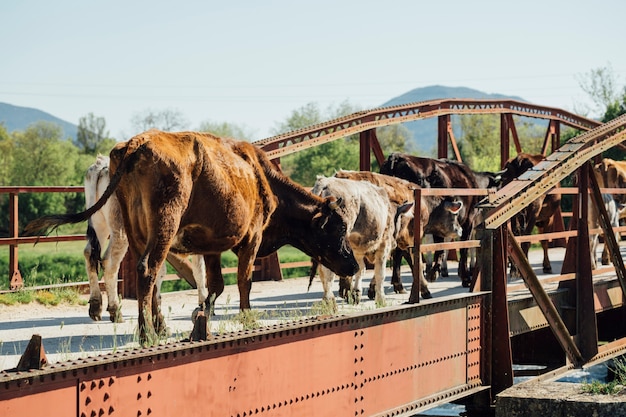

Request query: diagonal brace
[{"left": 507, "top": 228, "right": 583, "bottom": 366}]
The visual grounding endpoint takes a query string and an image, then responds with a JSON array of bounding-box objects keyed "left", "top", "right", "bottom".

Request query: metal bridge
[{"left": 2, "top": 99, "right": 626, "bottom": 417}]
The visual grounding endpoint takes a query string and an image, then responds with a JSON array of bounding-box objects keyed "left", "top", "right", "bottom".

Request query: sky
[{"left": 2, "top": 0, "right": 626, "bottom": 142}]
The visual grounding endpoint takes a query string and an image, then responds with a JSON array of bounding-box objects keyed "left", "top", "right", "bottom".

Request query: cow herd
[{"left": 23, "top": 129, "right": 626, "bottom": 346}]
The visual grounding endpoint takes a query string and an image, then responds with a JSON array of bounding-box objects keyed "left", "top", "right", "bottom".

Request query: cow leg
[
  {"left": 591, "top": 234, "right": 599, "bottom": 270},
  {"left": 318, "top": 266, "right": 338, "bottom": 312},
  {"left": 541, "top": 240, "right": 552, "bottom": 273},
  {"left": 601, "top": 241, "right": 611, "bottom": 265},
  {"left": 338, "top": 276, "right": 352, "bottom": 299},
  {"left": 205, "top": 254, "right": 224, "bottom": 305},
  {"left": 397, "top": 249, "right": 412, "bottom": 294},
  {"left": 191, "top": 255, "right": 209, "bottom": 319},
  {"left": 84, "top": 223, "right": 104, "bottom": 321},
  {"left": 370, "top": 250, "right": 390, "bottom": 306},
  {"left": 235, "top": 232, "right": 264, "bottom": 311},
  {"left": 349, "top": 257, "right": 364, "bottom": 304},
  {"left": 101, "top": 228, "right": 128, "bottom": 323},
  {"left": 390, "top": 249, "right": 409, "bottom": 294},
  {"left": 136, "top": 249, "right": 167, "bottom": 346}
]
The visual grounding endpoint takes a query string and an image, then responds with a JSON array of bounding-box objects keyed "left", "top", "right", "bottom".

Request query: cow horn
[{"left": 328, "top": 197, "right": 343, "bottom": 211}]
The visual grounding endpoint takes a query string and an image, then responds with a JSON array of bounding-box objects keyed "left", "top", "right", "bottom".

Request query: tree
[
  {"left": 197, "top": 120, "right": 253, "bottom": 141},
  {"left": 577, "top": 64, "right": 626, "bottom": 160},
  {"left": 9, "top": 121, "right": 82, "bottom": 228},
  {"left": 576, "top": 64, "right": 621, "bottom": 118},
  {"left": 273, "top": 101, "right": 363, "bottom": 186},
  {"left": 0, "top": 123, "right": 13, "bottom": 186},
  {"left": 76, "top": 113, "right": 116, "bottom": 155},
  {"left": 376, "top": 124, "right": 409, "bottom": 154},
  {"left": 131, "top": 108, "right": 189, "bottom": 132}
]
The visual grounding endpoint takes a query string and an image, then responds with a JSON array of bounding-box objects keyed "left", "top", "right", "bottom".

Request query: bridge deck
[{"left": 1, "top": 242, "right": 622, "bottom": 373}]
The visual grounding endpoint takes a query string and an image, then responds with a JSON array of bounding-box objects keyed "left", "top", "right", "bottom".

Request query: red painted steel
[{"left": 1, "top": 297, "right": 486, "bottom": 417}]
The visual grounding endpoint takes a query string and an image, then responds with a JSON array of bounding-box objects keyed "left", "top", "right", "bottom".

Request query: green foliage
[
  {"left": 273, "top": 101, "right": 363, "bottom": 186},
  {"left": 76, "top": 113, "right": 116, "bottom": 155},
  {"left": 376, "top": 124, "right": 409, "bottom": 155},
  {"left": 581, "top": 356, "right": 626, "bottom": 395},
  {"left": 0, "top": 288, "right": 86, "bottom": 306},
  {"left": 131, "top": 108, "right": 189, "bottom": 132},
  {"left": 458, "top": 114, "right": 546, "bottom": 171},
  {"left": 0, "top": 251, "right": 87, "bottom": 290},
  {"left": 282, "top": 141, "right": 360, "bottom": 186},
  {"left": 197, "top": 120, "right": 254, "bottom": 141}
]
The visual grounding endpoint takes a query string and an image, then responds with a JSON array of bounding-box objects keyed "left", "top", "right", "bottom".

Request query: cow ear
[
  {"left": 327, "top": 196, "right": 343, "bottom": 211},
  {"left": 396, "top": 201, "right": 414, "bottom": 217}
]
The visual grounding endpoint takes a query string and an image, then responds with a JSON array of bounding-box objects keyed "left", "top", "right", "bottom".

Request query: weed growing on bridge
[
  {"left": 581, "top": 356, "right": 626, "bottom": 395},
  {"left": 0, "top": 287, "right": 86, "bottom": 306}
]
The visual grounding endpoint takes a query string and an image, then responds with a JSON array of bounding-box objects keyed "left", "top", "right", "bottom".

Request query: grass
[
  {"left": 581, "top": 356, "right": 626, "bottom": 395},
  {"left": 0, "top": 239, "right": 311, "bottom": 293},
  {"left": 0, "top": 287, "right": 88, "bottom": 306}
]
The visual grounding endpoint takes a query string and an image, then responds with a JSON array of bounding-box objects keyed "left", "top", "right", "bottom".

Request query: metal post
[
  {"left": 488, "top": 227, "right": 513, "bottom": 395},
  {"left": 409, "top": 188, "right": 422, "bottom": 303},
  {"left": 438, "top": 115, "right": 449, "bottom": 159},
  {"left": 359, "top": 130, "right": 371, "bottom": 171},
  {"left": 9, "top": 192, "right": 23, "bottom": 289}
]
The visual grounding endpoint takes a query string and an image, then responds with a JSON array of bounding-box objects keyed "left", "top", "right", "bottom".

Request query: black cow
[
  {"left": 380, "top": 153, "right": 482, "bottom": 288},
  {"left": 499, "top": 153, "right": 562, "bottom": 277}
]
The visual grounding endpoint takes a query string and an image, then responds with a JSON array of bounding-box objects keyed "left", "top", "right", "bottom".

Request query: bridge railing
[
  {"left": 5, "top": 184, "right": 626, "bottom": 294},
  {"left": 0, "top": 186, "right": 309, "bottom": 292}
]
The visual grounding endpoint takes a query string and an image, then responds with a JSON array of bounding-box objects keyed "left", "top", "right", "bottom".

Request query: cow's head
[
  {"left": 424, "top": 198, "right": 464, "bottom": 239},
  {"left": 500, "top": 154, "right": 539, "bottom": 187},
  {"left": 305, "top": 196, "right": 360, "bottom": 277}
]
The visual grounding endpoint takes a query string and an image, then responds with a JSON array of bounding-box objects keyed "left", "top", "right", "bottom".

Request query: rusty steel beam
[
  {"left": 483, "top": 113, "right": 626, "bottom": 230},
  {"left": 0, "top": 296, "right": 487, "bottom": 417},
  {"left": 506, "top": 228, "right": 584, "bottom": 366},
  {"left": 574, "top": 163, "right": 599, "bottom": 361},
  {"left": 588, "top": 164, "right": 626, "bottom": 297},
  {"left": 255, "top": 99, "right": 600, "bottom": 160}
]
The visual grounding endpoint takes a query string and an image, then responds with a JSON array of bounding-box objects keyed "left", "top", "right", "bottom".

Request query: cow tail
[
  {"left": 86, "top": 221, "right": 102, "bottom": 274},
  {"left": 307, "top": 258, "right": 319, "bottom": 292},
  {"left": 23, "top": 149, "right": 134, "bottom": 237}
]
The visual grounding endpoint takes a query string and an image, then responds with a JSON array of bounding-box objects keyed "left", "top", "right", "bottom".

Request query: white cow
[
  {"left": 311, "top": 175, "right": 403, "bottom": 307},
  {"left": 84, "top": 155, "right": 208, "bottom": 322}
]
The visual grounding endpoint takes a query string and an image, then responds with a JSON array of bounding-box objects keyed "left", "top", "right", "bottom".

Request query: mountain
[
  {"left": 379, "top": 85, "right": 525, "bottom": 154},
  {"left": 0, "top": 102, "right": 78, "bottom": 140}
]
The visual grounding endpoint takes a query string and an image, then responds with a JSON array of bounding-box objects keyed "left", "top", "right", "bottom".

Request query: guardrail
[
  {"left": 4, "top": 184, "right": 624, "bottom": 298},
  {"left": 0, "top": 186, "right": 312, "bottom": 292}
]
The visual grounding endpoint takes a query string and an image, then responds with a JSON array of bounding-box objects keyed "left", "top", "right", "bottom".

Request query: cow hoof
[
  {"left": 109, "top": 309, "right": 124, "bottom": 324},
  {"left": 441, "top": 270, "right": 449, "bottom": 278},
  {"left": 89, "top": 298, "right": 102, "bottom": 321},
  {"left": 421, "top": 291, "right": 433, "bottom": 299},
  {"left": 426, "top": 270, "right": 438, "bottom": 282},
  {"left": 367, "top": 287, "right": 375, "bottom": 301},
  {"left": 462, "top": 278, "right": 472, "bottom": 288},
  {"left": 192, "top": 306, "right": 204, "bottom": 324},
  {"left": 543, "top": 266, "right": 552, "bottom": 274},
  {"left": 393, "top": 285, "right": 407, "bottom": 294}
]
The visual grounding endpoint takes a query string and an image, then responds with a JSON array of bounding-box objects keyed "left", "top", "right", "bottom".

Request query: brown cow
[
  {"left": 380, "top": 153, "right": 481, "bottom": 287},
  {"left": 332, "top": 170, "right": 464, "bottom": 299},
  {"left": 499, "top": 153, "right": 562, "bottom": 277},
  {"left": 25, "top": 130, "right": 359, "bottom": 345}
]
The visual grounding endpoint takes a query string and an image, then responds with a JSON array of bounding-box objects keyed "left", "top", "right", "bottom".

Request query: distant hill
[
  {"left": 0, "top": 102, "right": 78, "bottom": 140},
  {"left": 379, "top": 85, "right": 525, "bottom": 154}
]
